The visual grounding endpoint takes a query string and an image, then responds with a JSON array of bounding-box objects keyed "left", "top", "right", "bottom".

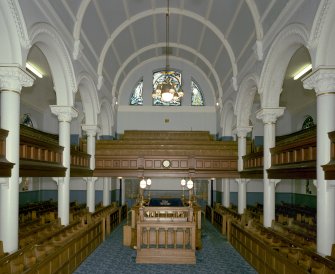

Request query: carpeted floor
[{"left": 74, "top": 218, "right": 257, "bottom": 274}]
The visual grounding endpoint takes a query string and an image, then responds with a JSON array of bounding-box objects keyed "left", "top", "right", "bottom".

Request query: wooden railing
[
  {"left": 136, "top": 206, "right": 196, "bottom": 264},
  {"left": 268, "top": 126, "right": 316, "bottom": 179},
  {"left": 19, "top": 125, "right": 65, "bottom": 177},
  {"left": 0, "top": 128, "right": 14, "bottom": 177},
  {"left": 240, "top": 126, "right": 317, "bottom": 179},
  {"left": 18, "top": 125, "right": 91, "bottom": 177},
  {"left": 240, "top": 151, "right": 264, "bottom": 179},
  {"left": 93, "top": 130, "right": 238, "bottom": 178},
  {"left": 70, "top": 148, "right": 92, "bottom": 177}
]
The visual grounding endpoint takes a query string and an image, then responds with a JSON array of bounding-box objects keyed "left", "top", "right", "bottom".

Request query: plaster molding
[
  {"left": 303, "top": 67, "right": 335, "bottom": 95},
  {"left": 50, "top": 105, "right": 78, "bottom": 122},
  {"left": 259, "top": 23, "right": 309, "bottom": 107},
  {"left": 256, "top": 107, "right": 285, "bottom": 124},
  {"left": 73, "top": 39, "right": 84, "bottom": 60},
  {"left": 236, "top": 126, "right": 253, "bottom": 138},
  {"left": 29, "top": 22, "right": 77, "bottom": 100},
  {"left": 7, "top": 0, "right": 31, "bottom": 49},
  {"left": 82, "top": 124, "right": 100, "bottom": 136},
  {"left": 308, "top": 0, "right": 330, "bottom": 49},
  {"left": 0, "top": 65, "right": 34, "bottom": 91},
  {"left": 235, "top": 178, "right": 250, "bottom": 185}
]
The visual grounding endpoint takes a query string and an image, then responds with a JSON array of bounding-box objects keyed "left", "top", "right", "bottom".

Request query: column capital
[
  {"left": 236, "top": 126, "right": 252, "bottom": 138},
  {"left": 235, "top": 178, "right": 250, "bottom": 185},
  {"left": 50, "top": 105, "right": 78, "bottom": 122},
  {"left": 82, "top": 124, "right": 100, "bottom": 136},
  {"left": 256, "top": 107, "right": 285, "bottom": 124},
  {"left": 0, "top": 65, "right": 34, "bottom": 92},
  {"left": 303, "top": 67, "right": 335, "bottom": 96},
  {"left": 83, "top": 177, "right": 98, "bottom": 183}
]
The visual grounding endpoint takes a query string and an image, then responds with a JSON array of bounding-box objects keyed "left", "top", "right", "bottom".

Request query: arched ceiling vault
[{"left": 40, "top": 0, "right": 288, "bottom": 102}]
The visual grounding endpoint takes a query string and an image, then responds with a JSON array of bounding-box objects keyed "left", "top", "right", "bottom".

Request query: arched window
[
  {"left": 129, "top": 79, "right": 143, "bottom": 105},
  {"left": 191, "top": 79, "right": 204, "bottom": 106},
  {"left": 152, "top": 70, "right": 182, "bottom": 106}
]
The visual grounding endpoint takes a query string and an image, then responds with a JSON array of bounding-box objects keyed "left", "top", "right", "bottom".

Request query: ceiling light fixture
[
  {"left": 152, "top": 0, "right": 183, "bottom": 103},
  {"left": 293, "top": 64, "right": 312, "bottom": 80},
  {"left": 26, "top": 62, "right": 43, "bottom": 78}
]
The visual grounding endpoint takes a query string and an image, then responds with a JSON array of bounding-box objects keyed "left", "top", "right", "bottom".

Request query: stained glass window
[
  {"left": 129, "top": 79, "right": 143, "bottom": 105},
  {"left": 302, "top": 115, "right": 315, "bottom": 130},
  {"left": 153, "top": 70, "right": 182, "bottom": 106},
  {"left": 191, "top": 79, "right": 204, "bottom": 106}
]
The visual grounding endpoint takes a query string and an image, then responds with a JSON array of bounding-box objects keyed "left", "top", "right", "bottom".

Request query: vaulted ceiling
[{"left": 21, "top": 0, "right": 291, "bottom": 102}]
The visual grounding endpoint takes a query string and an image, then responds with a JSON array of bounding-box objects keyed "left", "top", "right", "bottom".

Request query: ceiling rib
[
  {"left": 112, "top": 42, "right": 223, "bottom": 100},
  {"left": 97, "top": 8, "right": 238, "bottom": 86}
]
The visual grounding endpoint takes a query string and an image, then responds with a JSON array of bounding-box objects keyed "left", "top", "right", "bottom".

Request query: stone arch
[
  {"left": 221, "top": 100, "right": 235, "bottom": 137},
  {"left": 310, "top": 0, "right": 335, "bottom": 66},
  {"left": 259, "top": 24, "right": 309, "bottom": 108},
  {"left": 0, "top": 0, "right": 30, "bottom": 64},
  {"left": 235, "top": 73, "right": 259, "bottom": 128},
  {"left": 77, "top": 72, "right": 100, "bottom": 125},
  {"left": 28, "top": 22, "right": 77, "bottom": 106}
]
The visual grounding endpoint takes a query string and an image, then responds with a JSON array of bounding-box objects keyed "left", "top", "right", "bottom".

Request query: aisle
[{"left": 74, "top": 218, "right": 257, "bottom": 274}]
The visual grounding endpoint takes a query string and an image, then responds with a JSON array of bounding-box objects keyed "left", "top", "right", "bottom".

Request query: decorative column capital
[
  {"left": 83, "top": 177, "right": 98, "bottom": 183},
  {"left": 256, "top": 107, "right": 285, "bottom": 124},
  {"left": 236, "top": 126, "right": 252, "bottom": 138},
  {"left": 50, "top": 105, "right": 78, "bottom": 122},
  {"left": 82, "top": 124, "right": 100, "bottom": 136},
  {"left": 0, "top": 64, "right": 34, "bottom": 92},
  {"left": 303, "top": 67, "right": 335, "bottom": 96},
  {"left": 235, "top": 178, "right": 250, "bottom": 185}
]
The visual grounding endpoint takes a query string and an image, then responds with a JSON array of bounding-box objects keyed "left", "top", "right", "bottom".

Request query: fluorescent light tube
[
  {"left": 293, "top": 64, "right": 312, "bottom": 80},
  {"left": 26, "top": 62, "right": 43, "bottom": 78}
]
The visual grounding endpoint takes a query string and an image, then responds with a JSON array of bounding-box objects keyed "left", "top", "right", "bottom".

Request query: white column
[
  {"left": 236, "top": 127, "right": 252, "bottom": 171},
  {"left": 0, "top": 66, "right": 34, "bottom": 253},
  {"left": 121, "top": 178, "right": 126, "bottom": 205},
  {"left": 236, "top": 179, "right": 249, "bottom": 214},
  {"left": 207, "top": 180, "right": 212, "bottom": 206},
  {"left": 82, "top": 125, "right": 99, "bottom": 170},
  {"left": 103, "top": 177, "right": 110, "bottom": 206},
  {"left": 303, "top": 68, "right": 335, "bottom": 255},
  {"left": 82, "top": 125, "right": 99, "bottom": 211},
  {"left": 223, "top": 178, "right": 230, "bottom": 207},
  {"left": 256, "top": 107, "right": 284, "bottom": 227},
  {"left": 84, "top": 177, "right": 98, "bottom": 212},
  {"left": 50, "top": 106, "right": 78, "bottom": 226}
]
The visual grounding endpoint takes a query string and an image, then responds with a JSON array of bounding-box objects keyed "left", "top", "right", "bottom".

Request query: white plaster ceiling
[{"left": 21, "top": 0, "right": 292, "bottom": 103}]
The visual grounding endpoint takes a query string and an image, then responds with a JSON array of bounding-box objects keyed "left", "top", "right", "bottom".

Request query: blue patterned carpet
[{"left": 74, "top": 218, "right": 257, "bottom": 274}]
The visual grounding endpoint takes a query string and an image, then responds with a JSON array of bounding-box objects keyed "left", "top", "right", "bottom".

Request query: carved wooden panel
[
  {"left": 268, "top": 126, "right": 316, "bottom": 179},
  {"left": 19, "top": 125, "right": 66, "bottom": 177},
  {"left": 93, "top": 131, "right": 239, "bottom": 178}
]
